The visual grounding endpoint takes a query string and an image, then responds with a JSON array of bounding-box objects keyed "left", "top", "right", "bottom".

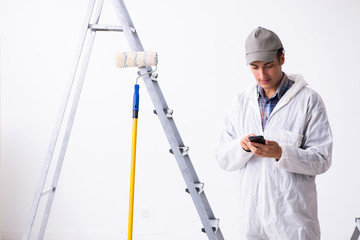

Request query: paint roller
[
  {"left": 115, "top": 51, "right": 158, "bottom": 68},
  {"left": 114, "top": 50, "right": 158, "bottom": 240}
]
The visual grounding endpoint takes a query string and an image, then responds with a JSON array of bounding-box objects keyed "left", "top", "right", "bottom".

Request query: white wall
[{"left": 1, "top": 0, "right": 360, "bottom": 239}]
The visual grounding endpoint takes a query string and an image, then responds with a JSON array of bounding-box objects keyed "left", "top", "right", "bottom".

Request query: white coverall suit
[{"left": 215, "top": 74, "right": 332, "bottom": 239}]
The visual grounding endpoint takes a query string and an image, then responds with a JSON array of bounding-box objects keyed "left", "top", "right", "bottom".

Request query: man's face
[{"left": 250, "top": 53, "right": 285, "bottom": 97}]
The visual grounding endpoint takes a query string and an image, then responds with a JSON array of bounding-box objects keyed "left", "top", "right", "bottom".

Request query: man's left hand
[{"left": 247, "top": 140, "right": 282, "bottom": 159}]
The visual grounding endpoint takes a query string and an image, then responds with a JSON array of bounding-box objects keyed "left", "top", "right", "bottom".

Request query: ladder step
[
  {"left": 153, "top": 108, "right": 173, "bottom": 118},
  {"left": 89, "top": 24, "right": 123, "bottom": 31},
  {"left": 88, "top": 24, "right": 136, "bottom": 33},
  {"left": 41, "top": 187, "right": 56, "bottom": 196},
  {"left": 169, "top": 146, "right": 189, "bottom": 156},
  {"left": 201, "top": 218, "right": 220, "bottom": 233},
  {"left": 185, "top": 182, "right": 204, "bottom": 194}
]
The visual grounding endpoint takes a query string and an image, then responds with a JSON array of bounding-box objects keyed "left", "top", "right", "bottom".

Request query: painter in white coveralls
[{"left": 215, "top": 27, "right": 333, "bottom": 240}]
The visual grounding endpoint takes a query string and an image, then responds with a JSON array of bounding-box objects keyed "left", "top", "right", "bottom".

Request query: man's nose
[{"left": 259, "top": 68, "right": 266, "bottom": 79}]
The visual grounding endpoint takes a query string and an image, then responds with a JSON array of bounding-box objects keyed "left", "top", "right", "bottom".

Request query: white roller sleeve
[{"left": 115, "top": 51, "right": 158, "bottom": 68}]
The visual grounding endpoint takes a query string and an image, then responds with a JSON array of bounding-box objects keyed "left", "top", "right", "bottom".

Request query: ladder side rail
[
  {"left": 112, "top": 0, "right": 195, "bottom": 152},
  {"left": 182, "top": 155, "right": 215, "bottom": 215},
  {"left": 22, "top": 1, "right": 97, "bottom": 239},
  {"left": 351, "top": 218, "right": 360, "bottom": 240},
  {"left": 198, "top": 191, "right": 225, "bottom": 239},
  {"left": 176, "top": 153, "right": 221, "bottom": 230},
  {"left": 112, "top": 0, "right": 186, "bottom": 149},
  {"left": 139, "top": 74, "right": 217, "bottom": 229},
  {"left": 113, "top": 1, "right": 224, "bottom": 239},
  {"left": 134, "top": 69, "right": 226, "bottom": 239},
  {"left": 350, "top": 228, "right": 360, "bottom": 240},
  {"left": 112, "top": 0, "right": 142, "bottom": 52},
  {"left": 140, "top": 70, "right": 221, "bottom": 239},
  {"left": 117, "top": 25, "right": 225, "bottom": 240},
  {"left": 36, "top": 1, "right": 105, "bottom": 239},
  {"left": 163, "top": 108, "right": 224, "bottom": 239},
  {"left": 143, "top": 74, "right": 224, "bottom": 240},
  {"left": 112, "top": 0, "right": 178, "bottom": 147},
  {"left": 180, "top": 155, "right": 221, "bottom": 239}
]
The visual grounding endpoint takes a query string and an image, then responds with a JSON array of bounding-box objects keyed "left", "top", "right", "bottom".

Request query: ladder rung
[
  {"left": 169, "top": 146, "right": 189, "bottom": 156},
  {"left": 88, "top": 24, "right": 136, "bottom": 33},
  {"left": 185, "top": 182, "right": 204, "bottom": 194},
  {"left": 201, "top": 218, "right": 220, "bottom": 233},
  {"left": 153, "top": 109, "right": 173, "bottom": 118},
  {"left": 89, "top": 24, "right": 123, "bottom": 31},
  {"left": 41, "top": 187, "right": 56, "bottom": 196}
]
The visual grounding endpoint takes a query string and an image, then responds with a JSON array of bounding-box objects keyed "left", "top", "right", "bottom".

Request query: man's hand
[
  {"left": 247, "top": 139, "right": 282, "bottom": 159},
  {"left": 240, "top": 134, "right": 255, "bottom": 152}
]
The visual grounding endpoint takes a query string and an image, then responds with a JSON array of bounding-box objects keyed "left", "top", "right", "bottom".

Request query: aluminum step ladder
[
  {"left": 23, "top": 0, "right": 224, "bottom": 239},
  {"left": 351, "top": 218, "right": 360, "bottom": 240}
]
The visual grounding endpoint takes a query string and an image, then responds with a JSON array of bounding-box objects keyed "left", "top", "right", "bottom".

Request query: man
[{"left": 215, "top": 27, "right": 333, "bottom": 239}]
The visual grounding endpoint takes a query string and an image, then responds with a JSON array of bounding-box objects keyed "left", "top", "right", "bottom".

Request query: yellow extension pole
[
  {"left": 128, "top": 118, "right": 138, "bottom": 240},
  {"left": 128, "top": 84, "right": 139, "bottom": 240}
]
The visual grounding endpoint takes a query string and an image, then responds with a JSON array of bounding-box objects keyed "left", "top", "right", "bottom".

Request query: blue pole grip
[{"left": 132, "top": 84, "right": 140, "bottom": 112}]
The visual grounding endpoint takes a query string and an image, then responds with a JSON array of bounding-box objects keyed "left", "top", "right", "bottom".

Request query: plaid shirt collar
[{"left": 257, "top": 72, "right": 289, "bottom": 100}]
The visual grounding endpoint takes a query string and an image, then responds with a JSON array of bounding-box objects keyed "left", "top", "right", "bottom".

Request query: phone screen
[{"left": 248, "top": 135, "right": 265, "bottom": 144}]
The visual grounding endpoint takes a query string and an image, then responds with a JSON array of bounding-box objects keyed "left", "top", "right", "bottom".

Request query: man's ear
[{"left": 280, "top": 52, "right": 285, "bottom": 65}]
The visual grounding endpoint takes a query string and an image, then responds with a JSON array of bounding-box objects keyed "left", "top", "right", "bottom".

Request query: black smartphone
[{"left": 248, "top": 135, "right": 266, "bottom": 144}]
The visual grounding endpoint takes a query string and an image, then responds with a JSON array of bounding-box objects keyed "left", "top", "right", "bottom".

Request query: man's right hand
[{"left": 241, "top": 134, "right": 255, "bottom": 152}]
